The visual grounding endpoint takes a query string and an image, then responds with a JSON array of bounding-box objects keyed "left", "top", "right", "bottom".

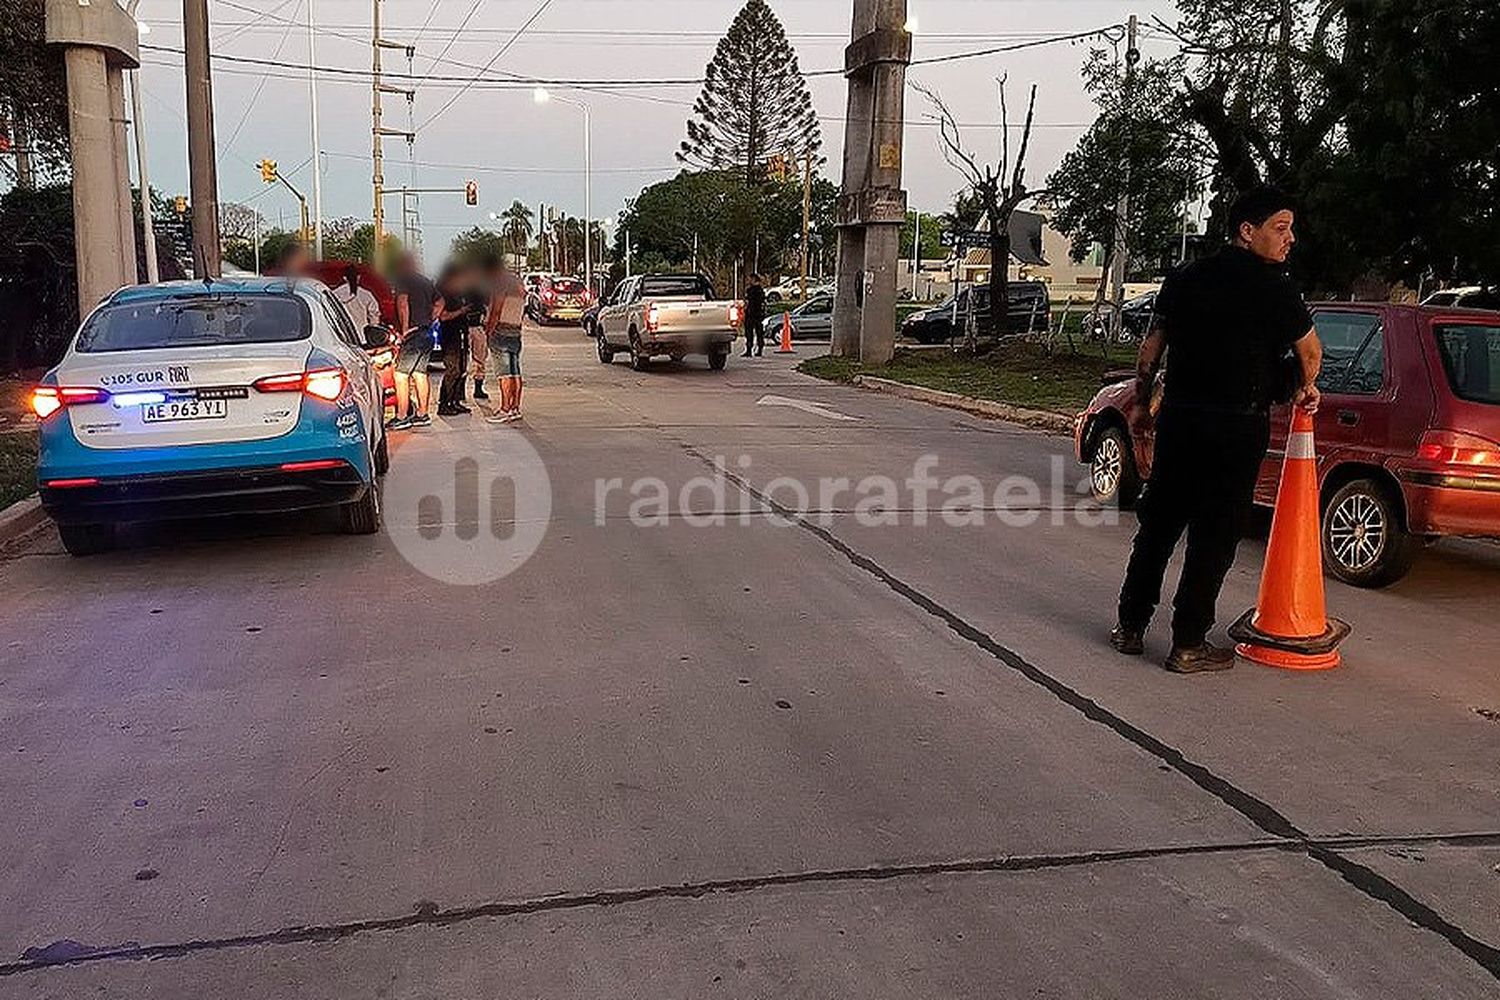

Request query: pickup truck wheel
[
  {"left": 1322, "top": 478, "right": 1419, "bottom": 588},
  {"left": 708, "top": 349, "right": 728, "bottom": 371},
  {"left": 629, "top": 335, "right": 651, "bottom": 372},
  {"left": 596, "top": 331, "right": 615, "bottom": 364}
]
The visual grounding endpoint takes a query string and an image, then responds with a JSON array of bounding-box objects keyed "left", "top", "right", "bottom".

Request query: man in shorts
[
  {"left": 483, "top": 255, "right": 528, "bottom": 424},
  {"left": 390, "top": 252, "right": 438, "bottom": 430}
]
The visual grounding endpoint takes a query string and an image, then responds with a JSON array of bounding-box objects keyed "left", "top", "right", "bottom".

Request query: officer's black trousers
[
  {"left": 1117, "top": 407, "right": 1270, "bottom": 648},
  {"left": 744, "top": 314, "right": 764, "bottom": 355}
]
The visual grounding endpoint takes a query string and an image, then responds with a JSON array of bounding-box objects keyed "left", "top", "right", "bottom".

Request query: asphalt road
[{"left": 3, "top": 321, "right": 1500, "bottom": 997}]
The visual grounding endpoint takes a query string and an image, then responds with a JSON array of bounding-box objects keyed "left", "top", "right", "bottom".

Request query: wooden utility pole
[
  {"left": 1108, "top": 13, "right": 1138, "bottom": 340},
  {"left": 832, "top": 0, "right": 911, "bottom": 364},
  {"left": 183, "top": 0, "right": 221, "bottom": 277}
]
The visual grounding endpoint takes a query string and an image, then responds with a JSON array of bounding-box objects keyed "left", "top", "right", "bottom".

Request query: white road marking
[{"left": 755, "top": 394, "right": 860, "bottom": 422}]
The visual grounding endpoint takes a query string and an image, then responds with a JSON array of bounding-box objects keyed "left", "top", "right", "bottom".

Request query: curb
[
  {"left": 0, "top": 496, "right": 47, "bottom": 547},
  {"left": 851, "top": 376, "right": 1075, "bottom": 434}
]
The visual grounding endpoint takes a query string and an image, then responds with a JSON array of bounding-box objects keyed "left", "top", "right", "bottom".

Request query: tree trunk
[{"left": 988, "top": 216, "right": 1010, "bottom": 339}]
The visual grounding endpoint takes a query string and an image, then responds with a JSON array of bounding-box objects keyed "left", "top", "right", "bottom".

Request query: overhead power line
[{"left": 415, "top": 0, "right": 559, "bottom": 131}]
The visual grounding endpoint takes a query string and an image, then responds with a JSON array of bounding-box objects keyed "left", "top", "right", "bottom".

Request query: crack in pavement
[
  {"left": 665, "top": 435, "right": 1500, "bottom": 984},
  {"left": 6, "top": 831, "right": 1500, "bottom": 978}
]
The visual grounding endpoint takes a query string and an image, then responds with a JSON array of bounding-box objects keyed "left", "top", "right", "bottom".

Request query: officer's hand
[{"left": 1293, "top": 384, "right": 1321, "bottom": 414}]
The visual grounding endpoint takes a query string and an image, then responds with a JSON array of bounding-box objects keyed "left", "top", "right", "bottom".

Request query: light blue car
[{"left": 33, "top": 278, "right": 388, "bottom": 554}]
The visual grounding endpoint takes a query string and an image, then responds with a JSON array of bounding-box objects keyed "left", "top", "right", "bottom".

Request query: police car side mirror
[{"left": 362, "top": 325, "right": 392, "bottom": 350}]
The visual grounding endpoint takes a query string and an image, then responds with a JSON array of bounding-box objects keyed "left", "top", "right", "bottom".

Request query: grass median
[{"left": 799, "top": 340, "right": 1138, "bottom": 415}]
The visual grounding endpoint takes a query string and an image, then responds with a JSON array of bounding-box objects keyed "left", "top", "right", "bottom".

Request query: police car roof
[{"left": 108, "top": 277, "right": 327, "bottom": 304}]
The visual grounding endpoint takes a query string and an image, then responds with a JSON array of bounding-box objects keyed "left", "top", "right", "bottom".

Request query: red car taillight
[
  {"left": 252, "top": 367, "right": 347, "bottom": 401},
  {"left": 31, "top": 385, "right": 109, "bottom": 419},
  {"left": 1417, "top": 429, "right": 1500, "bottom": 467},
  {"left": 728, "top": 302, "right": 743, "bottom": 328}
]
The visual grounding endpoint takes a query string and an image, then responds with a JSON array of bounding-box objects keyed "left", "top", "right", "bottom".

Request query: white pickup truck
[{"left": 595, "top": 274, "right": 742, "bottom": 371}]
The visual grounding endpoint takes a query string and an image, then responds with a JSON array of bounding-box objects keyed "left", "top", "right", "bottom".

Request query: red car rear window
[{"left": 1435, "top": 323, "right": 1500, "bottom": 405}]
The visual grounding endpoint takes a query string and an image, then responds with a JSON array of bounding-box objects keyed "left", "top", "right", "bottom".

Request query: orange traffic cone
[
  {"left": 777, "top": 311, "right": 795, "bottom": 353},
  {"left": 1228, "top": 408, "right": 1351, "bottom": 670}
]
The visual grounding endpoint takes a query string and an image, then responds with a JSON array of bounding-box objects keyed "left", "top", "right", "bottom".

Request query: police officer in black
[{"left": 1112, "top": 187, "right": 1325, "bottom": 673}]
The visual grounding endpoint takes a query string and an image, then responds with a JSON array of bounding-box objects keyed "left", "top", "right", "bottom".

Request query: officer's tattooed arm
[
  {"left": 1133, "top": 320, "right": 1166, "bottom": 400},
  {"left": 1291, "top": 327, "right": 1323, "bottom": 413}
]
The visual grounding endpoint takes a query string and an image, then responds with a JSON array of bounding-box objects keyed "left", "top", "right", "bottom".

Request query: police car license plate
[{"left": 142, "top": 398, "right": 229, "bottom": 423}]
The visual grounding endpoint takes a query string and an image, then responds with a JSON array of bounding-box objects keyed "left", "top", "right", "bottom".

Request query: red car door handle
[{"left": 1337, "top": 409, "right": 1360, "bottom": 426}]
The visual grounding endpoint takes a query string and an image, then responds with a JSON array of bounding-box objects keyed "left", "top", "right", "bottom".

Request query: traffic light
[
  {"left": 259, "top": 159, "right": 278, "bottom": 184},
  {"left": 464, "top": 179, "right": 478, "bottom": 206}
]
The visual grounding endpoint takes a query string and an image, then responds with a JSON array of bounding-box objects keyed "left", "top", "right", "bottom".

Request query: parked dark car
[
  {"left": 901, "top": 281, "right": 1050, "bottom": 344},
  {"left": 1086, "top": 291, "right": 1158, "bottom": 341},
  {"left": 1073, "top": 302, "right": 1500, "bottom": 587}
]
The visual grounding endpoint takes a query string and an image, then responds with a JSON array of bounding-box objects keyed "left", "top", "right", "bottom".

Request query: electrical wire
[{"left": 415, "top": 0, "right": 559, "bottom": 132}]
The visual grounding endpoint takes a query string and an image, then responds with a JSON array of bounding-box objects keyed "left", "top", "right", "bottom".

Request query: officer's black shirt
[{"left": 1155, "top": 245, "right": 1312, "bottom": 415}]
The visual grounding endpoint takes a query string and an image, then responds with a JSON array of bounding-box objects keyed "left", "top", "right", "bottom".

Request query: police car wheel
[
  {"left": 340, "top": 481, "right": 382, "bottom": 535},
  {"left": 374, "top": 430, "right": 391, "bottom": 476},
  {"left": 1090, "top": 426, "right": 1141, "bottom": 508},
  {"left": 1321, "top": 478, "right": 1418, "bottom": 589},
  {"left": 59, "top": 522, "right": 116, "bottom": 557}
]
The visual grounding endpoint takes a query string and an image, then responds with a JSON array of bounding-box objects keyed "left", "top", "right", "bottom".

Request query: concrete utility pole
[
  {"left": 800, "top": 150, "right": 813, "bottom": 301},
  {"left": 832, "top": 0, "right": 911, "bottom": 364},
  {"left": 371, "top": 0, "right": 413, "bottom": 268},
  {"left": 183, "top": 0, "right": 220, "bottom": 277},
  {"left": 1108, "top": 13, "right": 1139, "bottom": 341},
  {"left": 128, "top": 71, "right": 159, "bottom": 283},
  {"left": 307, "top": 0, "right": 323, "bottom": 259},
  {"left": 45, "top": 0, "right": 142, "bottom": 310}
]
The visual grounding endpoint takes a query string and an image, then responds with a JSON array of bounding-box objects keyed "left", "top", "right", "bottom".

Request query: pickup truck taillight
[
  {"left": 1417, "top": 430, "right": 1500, "bottom": 467},
  {"left": 728, "top": 302, "right": 743, "bottom": 328},
  {"left": 645, "top": 304, "right": 661, "bottom": 333}
]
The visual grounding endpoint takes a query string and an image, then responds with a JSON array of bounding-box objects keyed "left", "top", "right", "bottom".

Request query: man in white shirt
[{"left": 332, "top": 265, "right": 382, "bottom": 332}]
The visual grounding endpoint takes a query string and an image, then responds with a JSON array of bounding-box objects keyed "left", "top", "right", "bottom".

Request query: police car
[{"left": 32, "top": 278, "right": 389, "bottom": 555}]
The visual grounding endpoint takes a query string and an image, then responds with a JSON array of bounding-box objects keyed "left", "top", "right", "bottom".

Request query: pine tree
[{"left": 678, "top": 0, "right": 821, "bottom": 184}]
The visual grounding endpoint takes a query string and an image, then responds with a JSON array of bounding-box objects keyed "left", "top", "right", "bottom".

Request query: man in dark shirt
[
  {"left": 743, "top": 274, "right": 767, "bottom": 357},
  {"left": 391, "top": 252, "right": 439, "bottom": 430},
  {"left": 1113, "top": 187, "right": 1324, "bottom": 673}
]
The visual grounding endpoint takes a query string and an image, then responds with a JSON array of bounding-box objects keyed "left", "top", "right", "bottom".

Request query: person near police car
[{"left": 1111, "top": 187, "right": 1325, "bottom": 674}]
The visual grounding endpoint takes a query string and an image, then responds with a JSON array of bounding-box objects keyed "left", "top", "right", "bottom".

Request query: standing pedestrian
[
  {"left": 743, "top": 273, "right": 766, "bottom": 357},
  {"left": 469, "top": 255, "right": 500, "bottom": 402},
  {"left": 1112, "top": 187, "right": 1324, "bottom": 673},
  {"left": 332, "top": 264, "right": 381, "bottom": 333},
  {"left": 483, "top": 254, "right": 529, "bottom": 424},
  {"left": 389, "top": 251, "right": 439, "bottom": 431},
  {"left": 436, "top": 263, "right": 475, "bottom": 417}
]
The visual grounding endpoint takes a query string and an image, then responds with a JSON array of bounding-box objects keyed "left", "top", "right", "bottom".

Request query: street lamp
[{"left": 533, "top": 87, "right": 592, "bottom": 295}]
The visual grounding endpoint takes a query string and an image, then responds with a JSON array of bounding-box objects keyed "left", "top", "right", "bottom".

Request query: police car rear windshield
[{"left": 75, "top": 295, "right": 312, "bottom": 353}]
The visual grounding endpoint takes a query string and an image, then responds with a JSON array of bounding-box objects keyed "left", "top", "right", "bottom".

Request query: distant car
[
  {"left": 1422, "top": 286, "right": 1500, "bottom": 310},
  {"left": 1074, "top": 302, "right": 1500, "bottom": 587},
  {"left": 595, "top": 273, "right": 741, "bottom": 371},
  {"left": 901, "top": 281, "right": 1050, "bottom": 343},
  {"left": 33, "top": 278, "right": 389, "bottom": 555},
  {"left": 529, "top": 274, "right": 594, "bottom": 325},
  {"left": 762, "top": 294, "right": 833, "bottom": 342}
]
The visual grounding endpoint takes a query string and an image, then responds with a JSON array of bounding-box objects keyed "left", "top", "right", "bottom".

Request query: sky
[{"left": 131, "top": 0, "right": 1182, "bottom": 252}]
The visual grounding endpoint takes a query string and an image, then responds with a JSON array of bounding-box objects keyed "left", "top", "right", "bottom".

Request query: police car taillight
[
  {"left": 31, "top": 385, "right": 109, "bottom": 419},
  {"left": 252, "top": 367, "right": 346, "bottom": 401}
]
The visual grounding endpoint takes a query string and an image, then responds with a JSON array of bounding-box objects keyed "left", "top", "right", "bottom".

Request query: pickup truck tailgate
[{"left": 653, "top": 298, "right": 736, "bottom": 335}]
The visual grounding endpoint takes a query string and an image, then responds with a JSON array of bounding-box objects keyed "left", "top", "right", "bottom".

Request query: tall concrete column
[
  {"left": 46, "top": 0, "right": 141, "bottom": 313},
  {"left": 832, "top": 0, "right": 910, "bottom": 365},
  {"left": 63, "top": 48, "right": 129, "bottom": 310},
  {"left": 107, "top": 66, "right": 139, "bottom": 284},
  {"left": 183, "top": 0, "right": 221, "bottom": 277}
]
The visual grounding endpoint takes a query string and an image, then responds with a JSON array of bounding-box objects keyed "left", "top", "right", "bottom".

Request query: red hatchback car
[{"left": 1075, "top": 303, "right": 1500, "bottom": 587}]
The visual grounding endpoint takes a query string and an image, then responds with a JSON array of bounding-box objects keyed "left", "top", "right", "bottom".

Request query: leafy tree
[
  {"left": 1047, "top": 50, "right": 1201, "bottom": 281},
  {"left": 900, "top": 211, "right": 945, "bottom": 266},
  {"left": 498, "top": 201, "right": 534, "bottom": 257},
  {"left": 678, "top": 0, "right": 821, "bottom": 184},
  {"left": 613, "top": 168, "right": 812, "bottom": 293},
  {"left": 0, "top": 0, "right": 69, "bottom": 182},
  {"left": 449, "top": 227, "right": 508, "bottom": 267},
  {"left": 0, "top": 183, "right": 76, "bottom": 368}
]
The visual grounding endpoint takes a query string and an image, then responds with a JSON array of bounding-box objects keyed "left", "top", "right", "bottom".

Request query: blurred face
[{"left": 1238, "top": 209, "right": 1296, "bottom": 264}]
